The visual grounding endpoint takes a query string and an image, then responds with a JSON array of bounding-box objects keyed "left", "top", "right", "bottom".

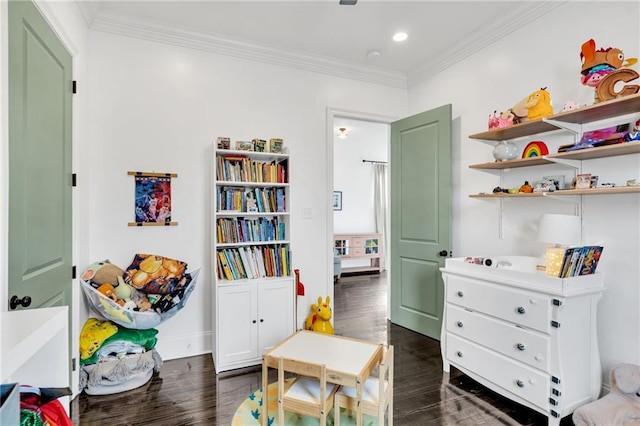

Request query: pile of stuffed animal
[
  {"left": 78, "top": 317, "right": 162, "bottom": 395},
  {"left": 80, "top": 255, "right": 199, "bottom": 329},
  {"left": 78, "top": 254, "right": 199, "bottom": 395}
]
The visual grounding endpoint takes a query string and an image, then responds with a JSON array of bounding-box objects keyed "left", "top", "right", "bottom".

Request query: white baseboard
[{"left": 155, "top": 330, "right": 212, "bottom": 361}]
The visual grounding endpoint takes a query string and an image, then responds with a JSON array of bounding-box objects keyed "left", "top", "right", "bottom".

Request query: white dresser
[{"left": 440, "top": 257, "right": 604, "bottom": 426}]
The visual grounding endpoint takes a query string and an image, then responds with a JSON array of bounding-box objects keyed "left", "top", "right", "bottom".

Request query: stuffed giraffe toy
[{"left": 304, "top": 296, "right": 334, "bottom": 334}]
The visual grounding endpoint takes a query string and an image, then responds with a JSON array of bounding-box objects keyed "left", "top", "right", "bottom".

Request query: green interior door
[
  {"left": 390, "top": 105, "right": 452, "bottom": 340},
  {"left": 8, "top": 0, "right": 73, "bottom": 312}
]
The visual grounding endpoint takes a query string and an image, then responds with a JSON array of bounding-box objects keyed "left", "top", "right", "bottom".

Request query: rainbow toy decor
[{"left": 522, "top": 141, "right": 549, "bottom": 158}]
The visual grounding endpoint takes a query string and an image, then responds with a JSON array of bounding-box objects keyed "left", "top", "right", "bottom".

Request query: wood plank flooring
[{"left": 71, "top": 272, "right": 575, "bottom": 425}]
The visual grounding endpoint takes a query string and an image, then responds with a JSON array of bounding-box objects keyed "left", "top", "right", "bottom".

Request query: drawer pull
[
  {"left": 456, "top": 351, "right": 463, "bottom": 358},
  {"left": 516, "top": 380, "right": 525, "bottom": 388},
  {"left": 516, "top": 343, "right": 526, "bottom": 351},
  {"left": 516, "top": 306, "right": 526, "bottom": 314},
  {"left": 456, "top": 321, "right": 464, "bottom": 328},
  {"left": 457, "top": 291, "right": 464, "bottom": 297}
]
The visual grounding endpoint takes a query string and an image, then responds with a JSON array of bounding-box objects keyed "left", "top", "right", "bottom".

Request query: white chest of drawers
[{"left": 440, "top": 257, "right": 604, "bottom": 426}]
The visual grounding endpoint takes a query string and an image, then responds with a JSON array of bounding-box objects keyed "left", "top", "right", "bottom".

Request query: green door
[
  {"left": 8, "top": 0, "right": 73, "bottom": 312},
  {"left": 390, "top": 105, "right": 452, "bottom": 340}
]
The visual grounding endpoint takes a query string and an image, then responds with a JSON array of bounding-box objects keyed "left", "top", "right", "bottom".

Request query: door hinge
[
  {"left": 551, "top": 320, "right": 561, "bottom": 328},
  {"left": 72, "top": 358, "right": 77, "bottom": 372},
  {"left": 552, "top": 298, "right": 562, "bottom": 306},
  {"left": 72, "top": 265, "right": 76, "bottom": 279},
  {"left": 72, "top": 80, "right": 77, "bottom": 94},
  {"left": 72, "top": 173, "right": 77, "bottom": 187}
]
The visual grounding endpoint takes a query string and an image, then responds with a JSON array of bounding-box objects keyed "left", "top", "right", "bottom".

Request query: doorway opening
[{"left": 327, "top": 108, "right": 395, "bottom": 320}]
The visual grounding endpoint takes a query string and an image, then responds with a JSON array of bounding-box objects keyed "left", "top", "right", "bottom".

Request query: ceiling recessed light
[{"left": 393, "top": 32, "right": 408, "bottom": 42}]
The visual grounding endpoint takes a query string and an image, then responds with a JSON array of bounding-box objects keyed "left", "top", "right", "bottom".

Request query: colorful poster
[{"left": 134, "top": 175, "right": 172, "bottom": 223}]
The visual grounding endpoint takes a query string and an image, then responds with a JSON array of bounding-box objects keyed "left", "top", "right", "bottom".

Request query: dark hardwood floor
[{"left": 72, "top": 272, "right": 574, "bottom": 425}]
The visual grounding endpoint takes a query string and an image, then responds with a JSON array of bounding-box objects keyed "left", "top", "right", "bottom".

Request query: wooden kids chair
[
  {"left": 334, "top": 344, "right": 394, "bottom": 425},
  {"left": 277, "top": 357, "right": 340, "bottom": 426}
]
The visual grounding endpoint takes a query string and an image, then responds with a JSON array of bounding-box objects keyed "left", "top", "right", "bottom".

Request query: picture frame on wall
[{"left": 333, "top": 191, "right": 342, "bottom": 211}]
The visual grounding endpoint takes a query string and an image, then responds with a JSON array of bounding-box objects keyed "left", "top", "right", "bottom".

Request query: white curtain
[{"left": 373, "top": 163, "right": 388, "bottom": 270}]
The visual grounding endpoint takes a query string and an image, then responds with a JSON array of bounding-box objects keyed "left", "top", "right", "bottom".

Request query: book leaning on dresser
[{"left": 555, "top": 246, "right": 603, "bottom": 278}]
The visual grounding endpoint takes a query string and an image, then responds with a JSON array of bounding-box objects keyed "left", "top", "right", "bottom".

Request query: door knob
[
  {"left": 439, "top": 250, "right": 449, "bottom": 257},
  {"left": 9, "top": 295, "right": 32, "bottom": 310}
]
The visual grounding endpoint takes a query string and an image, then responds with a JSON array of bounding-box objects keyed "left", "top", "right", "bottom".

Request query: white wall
[
  {"left": 333, "top": 118, "right": 388, "bottom": 269},
  {"left": 408, "top": 1, "right": 640, "bottom": 384},
  {"left": 85, "top": 30, "right": 407, "bottom": 360}
]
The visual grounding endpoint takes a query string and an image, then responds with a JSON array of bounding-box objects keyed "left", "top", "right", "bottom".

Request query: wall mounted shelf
[
  {"left": 469, "top": 93, "right": 640, "bottom": 141},
  {"left": 470, "top": 186, "right": 640, "bottom": 199},
  {"left": 470, "top": 141, "right": 640, "bottom": 171}
]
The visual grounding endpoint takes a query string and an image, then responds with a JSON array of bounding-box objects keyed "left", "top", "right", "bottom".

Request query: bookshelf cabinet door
[
  {"left": 217, "top": 284, "right": 259, "bottom": 366},
  {"left": 257, "top": 279, "right": 295, "bottom": 354}
]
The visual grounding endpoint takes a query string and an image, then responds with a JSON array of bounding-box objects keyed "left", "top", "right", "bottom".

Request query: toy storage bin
[{"left": 80, "top": 268, "right": 200, "bottom": 329}]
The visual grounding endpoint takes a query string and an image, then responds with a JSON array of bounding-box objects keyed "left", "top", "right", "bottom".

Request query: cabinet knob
[
  {"left": 516, "top": 306, "right": 526, "bottom": 314},
  {"left": 252, "top": 320, "right": 257, "bottom": 324},
  {"left": 456, "top": 321, "right": 464, "bottom": 328},
  {"left": 439, "top": 250, "right": 449, "bottom": 257},
  {"left": 456, "top": 351, "right": 463, "bottom": 358},
  {"left": 516, "top": 343, "right": 526, "bottom": 351},
  {"left": 260, "top": 319, "right": 264, "bottom": 323},
  {"left": 457, "top": 291, "right": 464, "bottom": 297},
  {"left": 516, "top": 380, "right": 525, "bottom": 388}
]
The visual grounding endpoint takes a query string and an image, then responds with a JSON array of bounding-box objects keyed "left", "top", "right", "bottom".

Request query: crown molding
[
  {"left": 407, "top": 1, "right": 567, "bottom": 88},
  {"left": 86, "top": 2, "right": 564, "bottom": 91},
  {"left": 90, "top": 11, "right": 408, "bottom": 89}
]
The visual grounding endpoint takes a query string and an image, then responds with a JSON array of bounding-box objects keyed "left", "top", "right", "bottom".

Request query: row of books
[
  {"left": 216, "top": 187, "right": 285, "bottom": 213},
  {"left": 557, "top": 245, "right": 604, "bottom": 278},
  {"left": 216, "top": 216, "right": 286, "bottom": 244},
  {"left": 216, "top": 155, "right": 288, "bottom": 184},
  {"left": 216, "top": 245, "right": 290, "bottom": 280}
]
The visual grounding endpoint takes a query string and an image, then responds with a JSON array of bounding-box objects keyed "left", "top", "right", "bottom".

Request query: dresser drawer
[
  {"left": 446, "top": 276, "right": 551, "bottom": 333},
  {"left": 351, "top": 247, "right": 364, "bottom": 256},
  {"left": 351, "top": 237, "right": 365, "bottom": 248},
  {"left": 446, "top": 333, "right": 550, "bottom": 411},
  {"left": 446, "top": 305, "right": 550, "bottom": 371}
]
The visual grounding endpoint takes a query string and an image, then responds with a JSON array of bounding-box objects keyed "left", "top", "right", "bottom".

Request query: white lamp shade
[{"left": 537, "top": 214, "right": 581, "bottom": 246}]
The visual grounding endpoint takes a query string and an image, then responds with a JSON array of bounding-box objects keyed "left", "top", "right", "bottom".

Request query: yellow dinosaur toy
[{"left": 304, "top": 296, "right": 334, "bottom": 334}]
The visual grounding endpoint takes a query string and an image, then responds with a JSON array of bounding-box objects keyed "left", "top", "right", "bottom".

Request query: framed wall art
[
  {"left": 333, "top": 191, "right": 342, "bottom": 211},
  {"left": 127, "top": 171, "right": 178, "bottom": 226}
]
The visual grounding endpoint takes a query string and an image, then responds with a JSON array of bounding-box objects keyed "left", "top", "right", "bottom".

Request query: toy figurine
[
  {"left": 519, "top": 181, "right": 533, "bottom": 193},
  {"left": 624, "top": 120, "right": 640, "bottom": 142},
  {"left": 304, "top": 296, "right": 334, "bottom": 334},
  {"left": 580, "top": 39, "right": 638, "bottom": 103},
  {"left": 524, "top": 88, "right": 553, "bottom": 120}
]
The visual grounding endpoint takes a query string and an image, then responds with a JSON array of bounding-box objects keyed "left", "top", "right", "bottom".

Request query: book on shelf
[
  {"left": 235, "top": 140, "right": 253, "bottom": 151},
  {"left": 269, "top": 138, "right": 284, "bottom": 153},
  {"left": 217, "top": 136, "right": 231, "bottom": 150},
  {"left": 252, "top": 138, "right": 266, "bottom": 152},
  {"left": 218, "top": 250, "right": 233, "bottom": 280},
  {"left": 557, "top": 245, "right": 604, "bottom": 278}
]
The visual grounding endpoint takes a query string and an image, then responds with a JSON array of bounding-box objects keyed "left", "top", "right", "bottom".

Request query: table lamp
[{"left": 537, "top": 214, "right": 581, "bottom": 277}]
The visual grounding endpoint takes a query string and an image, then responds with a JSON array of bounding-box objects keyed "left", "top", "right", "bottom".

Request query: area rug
[{"left": 231, "top": 378, "right": 377, "bottom": 425}]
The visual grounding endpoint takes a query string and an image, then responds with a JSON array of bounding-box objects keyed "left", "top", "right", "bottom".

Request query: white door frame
[{"left": 325, "top": 107, "right": 398, "bottom": 307}]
